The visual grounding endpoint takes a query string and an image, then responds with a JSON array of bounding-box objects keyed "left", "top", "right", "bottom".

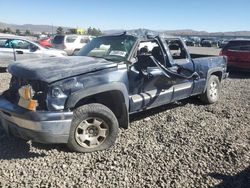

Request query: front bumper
[{"left": 0, "top": 95, "right": 73, "bottom": 143}]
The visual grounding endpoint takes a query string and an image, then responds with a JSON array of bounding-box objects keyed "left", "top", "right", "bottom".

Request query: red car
[
  {"left": 220, "top": 39, "right": 250, "bottom": 71},
  {"left": 38, "top": 37, "right": 52, "bottom": 48}
]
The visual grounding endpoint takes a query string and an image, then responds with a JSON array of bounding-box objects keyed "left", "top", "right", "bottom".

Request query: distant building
[
  {"left": 68, "top": 28, "right": 86, "bottom": 35},
  {"left": 77, "top": 28, "right": 86, "bottom": 35}
]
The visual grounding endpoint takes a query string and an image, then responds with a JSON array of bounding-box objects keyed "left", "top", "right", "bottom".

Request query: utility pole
[{"left": 51, "top": 24, "right": 54, "bottom": 35}]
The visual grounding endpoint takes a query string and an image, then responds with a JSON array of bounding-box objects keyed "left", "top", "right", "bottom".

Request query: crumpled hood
[{"left": 8, "top": 56, "right": 117, "bottom": 83}]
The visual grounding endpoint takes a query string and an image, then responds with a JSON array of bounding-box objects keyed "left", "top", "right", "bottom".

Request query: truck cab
[{"left": 128, "top": 36, "right": 198, "bottom": 112}]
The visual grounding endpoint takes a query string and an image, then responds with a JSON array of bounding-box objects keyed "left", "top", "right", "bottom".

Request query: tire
[
  {"left": 67, "top": 103, "right": 119, "bottom": 153},
  {"left": 73, "top": 49, "right": 80, "bottom": 56},
  {"left": 200, "top": 75, "right": 221, "bottom": 104}
]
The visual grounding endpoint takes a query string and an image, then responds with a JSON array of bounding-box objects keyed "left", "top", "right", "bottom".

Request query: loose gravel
[
  {"left": 0, "top": 73, "right": 11, "bottom": 93},
  {"left": 0, "top": 71, "right": 249, "bottom": 188}
]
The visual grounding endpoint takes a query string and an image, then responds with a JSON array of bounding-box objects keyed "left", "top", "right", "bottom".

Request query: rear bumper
[{"left": 0, "top": 95, "right": 73, "bottom": 143}]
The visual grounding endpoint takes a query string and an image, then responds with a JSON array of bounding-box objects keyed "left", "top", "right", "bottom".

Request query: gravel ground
[
  {"left": 0, "top": 70, "right": 250, "bottom": 187},
  {"left": 0, "top": 73, "right": 11, "bottom": 93}
]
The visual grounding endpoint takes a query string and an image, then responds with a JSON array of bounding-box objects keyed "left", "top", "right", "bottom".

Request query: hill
[
  {"left": 1, "top": 22, "right": 250, "bottom": 37},
  {"left": 0, "top": 22, "right": 71, "bottom": 33}
]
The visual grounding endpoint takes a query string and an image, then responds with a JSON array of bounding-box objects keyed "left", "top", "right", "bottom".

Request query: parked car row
[
  {"left": 182, "top": 36, "right": 250, "bottom": 71},
  {"left": 0, "top": 34, "right": 95, "bottom": 66},
  {"left": 182, "top": 36, "right": 237, "bottom": 48},
  {"left": 37, "top": 35, "right": 94, "bottom": 55}
]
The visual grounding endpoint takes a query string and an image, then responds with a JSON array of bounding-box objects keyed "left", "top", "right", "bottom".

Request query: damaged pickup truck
[{"left": 0, "top": 32, "right": 228, "bottom": 152}]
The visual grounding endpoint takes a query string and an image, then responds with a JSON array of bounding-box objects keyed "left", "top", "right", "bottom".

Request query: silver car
[{"left": 0, "top": 36, "right": 67, "bottom": 67}]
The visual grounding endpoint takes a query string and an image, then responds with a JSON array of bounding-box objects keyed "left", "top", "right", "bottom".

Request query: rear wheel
[
  {"left": 73, "top": 49, "right": 80, "bottom": 56},
  {"left": 67, "top": 103, "right": 119, "bottom": 153},
  {"left": 200, "top": 75, "right": 221, "bottom": 104}
]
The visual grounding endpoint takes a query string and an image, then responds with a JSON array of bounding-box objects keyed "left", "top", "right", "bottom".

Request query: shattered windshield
[{"left": 78, "top": 35, "right": 136, "bottom": 62}]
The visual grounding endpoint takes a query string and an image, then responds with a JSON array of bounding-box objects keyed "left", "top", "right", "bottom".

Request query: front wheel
[
  {"left": 67, "top": 103, "right": 119, "bottom": 153},
  {"left": 200, "top": 75, "right": 221, "bottom": 104}
]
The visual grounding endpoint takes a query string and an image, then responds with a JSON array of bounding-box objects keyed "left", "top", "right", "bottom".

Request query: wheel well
[
  {"left": 211, "top": 71, "right": 222, "bottom": 81},
  {"left": 73, "top": 90, "right": 129, "bottom": 129}
]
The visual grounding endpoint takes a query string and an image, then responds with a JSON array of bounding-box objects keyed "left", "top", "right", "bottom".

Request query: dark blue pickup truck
[{"left": 0, "top": 33, "right": 228, "bottom": 152}]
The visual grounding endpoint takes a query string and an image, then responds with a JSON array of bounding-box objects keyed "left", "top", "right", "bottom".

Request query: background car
[
  {"left": 190, "top": 36, "right": 201, "bottom": 46},
  {"left": 0, "top": 36, "right": 67, "bottom": 67},
  {"left": 218, "top": 39, "right": 230, "bottom": 48},
  {"left": 38, "top": 37, "right": 53, "bottom": 48},
  {"left": 52, "top": 34, "right": 93, "bottom": 55},
  {"left": 200, "top": 38, "right": 218, "bottom": 47},
  {"left": 182, "top": 37, "right": 195, "bottom": 46},
  {"left": 182, "top": 36, "right": 201, "bottom": 47},
  {"left": 220, "top": 39, "right": 250, "bottom": 71}
]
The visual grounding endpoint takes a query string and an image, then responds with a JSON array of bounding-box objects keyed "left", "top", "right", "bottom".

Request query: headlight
[
  {"left": 47, "top": 86, "right": 67, "bottom": 110},
  {"left": 51, "top": 86, "right": 66, "bottom": 98},
  {"left": 46, "top": 78, "right": 83, "bottom": 111}
]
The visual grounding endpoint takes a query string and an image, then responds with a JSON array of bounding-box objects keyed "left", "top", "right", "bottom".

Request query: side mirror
[{"left": 145, "top": 67, "right": 163, "bottom": 78}]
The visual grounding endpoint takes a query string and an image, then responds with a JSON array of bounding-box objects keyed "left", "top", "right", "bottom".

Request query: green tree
[
  {"left": 25, "top": 30, "right": 31, "bottom": 36},
  {"left": 56, "top": 27, "right": 64, "bottom": 34},
  {"left": 92, "top": 28, "right": 98, "bottom": 36},
  {"left": 69, "top": 28, "right": 77, "bottom": 34},
  {"left": 7, "top": 27, "right": 12, "bottom": 33},
  {"left": 3, "top": 27, "right": 12, "bottom": 34},
  {"left": 16, "top": 29, "right": 21, "bottom": 35},
  {"left": 87, "top": 27, "right": 92, "bottom": 35},
  {"left": 97, "top": 28, "right": 102, "bottom": 36},
  {"left": 87, "top": 27, "right": 102, "bottom": 36}
]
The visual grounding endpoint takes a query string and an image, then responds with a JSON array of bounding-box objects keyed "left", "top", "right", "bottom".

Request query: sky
[{"left": 0, "top": 0, "right": 249, "bottom": 32}]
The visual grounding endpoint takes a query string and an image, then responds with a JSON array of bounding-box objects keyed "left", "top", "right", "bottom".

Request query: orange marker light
[{"left": 28, "top": 100, "right": 38, "bottom": 111}]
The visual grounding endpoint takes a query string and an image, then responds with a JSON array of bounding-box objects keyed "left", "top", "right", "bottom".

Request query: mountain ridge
[
  {"left": 0, "top": 22, "right": 71, "bottom": 33},
  {"left": 1, "top": 22, "right": 250, "bottom": 36}
]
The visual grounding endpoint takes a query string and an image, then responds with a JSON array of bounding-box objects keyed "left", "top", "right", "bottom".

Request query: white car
[
  {"left": 0, "top": 36, "right": 67, "bottom": 67},
  {"left": 52, "top": 35, "right": 93, "bottom": 55}
]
